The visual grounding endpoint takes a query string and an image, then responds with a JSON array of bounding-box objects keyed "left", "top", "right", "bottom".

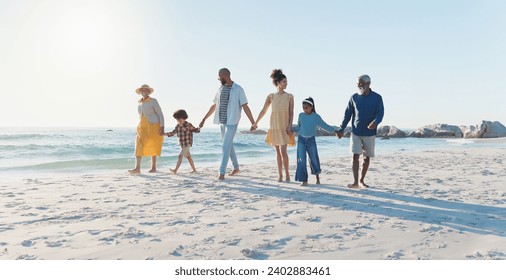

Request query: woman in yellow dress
[
  {"left": 128, "top": 84, "right": 165, "bottom": 174},
  {"left": 251, "top": 69, "right": 295, "bottom": 182}
]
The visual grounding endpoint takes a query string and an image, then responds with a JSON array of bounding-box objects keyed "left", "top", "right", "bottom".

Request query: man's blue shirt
[{"left": 338, "top": 90, "right": 384, "bottom": 137}]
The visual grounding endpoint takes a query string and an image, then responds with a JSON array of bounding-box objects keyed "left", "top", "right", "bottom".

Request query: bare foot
[
  {"left": 128, "top": 169, "right": 140, "bottom": 175},
  {"left": 278, "top": 176, "right": 283, "bottom": 182},
  {"left": 359, "top": 180, "right": 370, "bottom": 188},
  {"left": 190, "top": 170, "right": 197, "bottom": 174},
  {"left": 347, "top": 183, "right": 360, "bottom": 189},
  {"left": 218, "top": 174, "right": 225, "bottom": 180},
  {"left": 300, "top": 181, "right": 308, "bottom": 186},
  {"left": 170, "top": 169, "right": 177, "bottom": 175},
  {"left": 316, "top": 180, "right": 321, "bottom": 185},
  {"left": 285, "top": 178, "right": 291, "bottom": 182},
  {"left": 229, "top": 169, "right": 240, "bottom": 176},
  {"left": 148, "top": 169, "right": 157, "bottom": 173}
]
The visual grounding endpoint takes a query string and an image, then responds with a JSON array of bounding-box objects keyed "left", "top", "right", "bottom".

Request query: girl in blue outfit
[{"left": 293, "top": 97, "right": 338, "bottom": 186}]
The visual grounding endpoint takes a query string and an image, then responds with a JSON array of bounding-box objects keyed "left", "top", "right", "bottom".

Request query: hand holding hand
[
  {"left": 286, "top": 127, "right": 293, "bottom": 136},
  {"left": 250, "top": 123, "right": 258, "bottom": 131},
  {"left": 337, "top": 131, "right": 344, "bottom": 139},
  {"left": 199, "top": 119, "right": 205, "bottom": 128}
]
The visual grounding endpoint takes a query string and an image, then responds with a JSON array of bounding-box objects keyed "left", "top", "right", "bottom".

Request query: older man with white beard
[{"left": 337, "top": 74, "right": 384, "bottom": 189}]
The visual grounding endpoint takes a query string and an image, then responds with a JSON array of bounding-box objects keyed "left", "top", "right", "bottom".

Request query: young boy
[{"left": 166, "top": 109, "right": 200, "bottom": 174}]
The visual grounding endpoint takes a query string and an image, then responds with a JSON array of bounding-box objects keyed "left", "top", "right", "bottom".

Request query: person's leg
[
  {"left": 128, "top": 157, "right": 142, "bottom": 174},
  {"left": 228, "top": 125, "right": 240, "bottom": 175},
  {"left": 348, "top": 154, "right": 361, "bottom": 188},
  {"left": 275, "top": 145, "right": 283, "bottom": 181},
  {"left": 360, "top": 157, "right": 370, "bottom": 187},
  {"left": 170, "top": 154, "right": 184, "bottom": 174},
  {"left": 360, "top": 136, "right": 375, "bottom": 187},
  {"left": 149, "top": 156, "right": 157, "bottom": 172},
  {"left": 220, "top": 124, "right": 239, "bottom": 178},
  {"left": 306, "top": 137, "right": 321, "bottom": 184},
  {"left": 348, "top": 134, "right": 362, "bottom": 188},
  {"left": 281, "top": 144, "right": 290, "bottom": 181},
  {"left": 229, "top": 125, "right": 241, "bottom": 176},
  {"left": 295, "top": 136, "right": 308, "bottom": 185},
  {"left": 185, "top": 149, "right": 197, "bottom": 173}
]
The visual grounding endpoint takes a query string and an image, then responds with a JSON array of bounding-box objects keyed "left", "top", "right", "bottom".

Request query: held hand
[
  {"left": 159, "top": 126, "right": 165, "bottom": 136},
  {"left": 199, "top": 120, "right": 205, "bottom": 128},
  {"left": 337, "top": 131, "right": 344, "bottom": 139},
  {"left": 367, "top": 122, "right": 377, "bottom": 130},
  {"left": 250, "top": 123, "right": 258, "bottom": 131},
  {"left": 286, "top": 127, "right": 293, "bottom": 136}
]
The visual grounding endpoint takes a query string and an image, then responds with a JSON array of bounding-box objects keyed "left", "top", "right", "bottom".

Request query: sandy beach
[{"left": 1, "top": 145, "right": 505, "bottom": 260}]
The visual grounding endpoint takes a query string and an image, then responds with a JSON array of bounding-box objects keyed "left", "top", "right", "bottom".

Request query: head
[
  {"left": 135, "top": 84, "right": 154, "bottom": 98},
  {"left": 302, "top": 97, "right": 315, "bottom": 114},
  {"left": 357, "top": 74, "right": 371, "bottom": 95},
  {"left": 173, "top": 109, "right": 188, "bottom": 125},
  {"left": 270, "top": 69, "right": 287, "bottom": 90},
  {"left": 218, "top": 68, "right": 232, "bottom": 85}
]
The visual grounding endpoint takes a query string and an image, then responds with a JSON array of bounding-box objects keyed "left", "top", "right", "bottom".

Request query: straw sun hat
[{"left": 135, "top": 84, "right": 154, "bottom": 94}]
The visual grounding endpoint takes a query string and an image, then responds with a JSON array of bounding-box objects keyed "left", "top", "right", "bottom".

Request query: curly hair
[
  {"left": 173, "top": 109, "right": 188, "bottom": 120},
  {"left": 270, "top": 69, "right": 287, "bottom": 86}
]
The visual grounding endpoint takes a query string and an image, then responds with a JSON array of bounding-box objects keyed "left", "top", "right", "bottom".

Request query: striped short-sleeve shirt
[{"left": 219, "top": 86, "right": 232, "bottom": 124}]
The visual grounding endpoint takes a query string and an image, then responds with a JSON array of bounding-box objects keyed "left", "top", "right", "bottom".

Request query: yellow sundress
[
  {"left": 135, "top": 100, "right": 164, "bottom": 157},
  {"left": 265, "top": 93, "right": 296, "bottom": 146}
]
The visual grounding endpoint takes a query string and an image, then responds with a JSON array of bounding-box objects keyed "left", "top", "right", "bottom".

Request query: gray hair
[{"left": 358, "top": 74, "right": 371, "bottom": 84}]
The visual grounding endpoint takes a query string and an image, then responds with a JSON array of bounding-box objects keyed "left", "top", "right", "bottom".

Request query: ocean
[{"left": 1, "top": 127, "right": 504, "bottom": 181}]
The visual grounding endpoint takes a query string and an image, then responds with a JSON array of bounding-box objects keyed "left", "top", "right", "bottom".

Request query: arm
[
  {"left": 152, "top": 99, "right": 165, "bottom": 135},
  {"left": 251, "top": 95, "right": 271, "bottom": 130},
  {"left": 368, "top": 95, "right": 384, "bottom": 130},
  {"left": 200, "top": 104, "right": 216, "bottom": 128},
  {"left": 188, "top": 123, "right": 200, "bottom": 133},
  {"left": 338, "top": 97, "right": 354, "bottom": 133},
  {"left": 238, "top": 87, "right": 254, "bottom": 126},
  {"left": 165, "top": 127, "right": 177, "bottom": 137},
  {"left": 242, "top": 104, "right": 255, "bottom": 126},
  {"left": 292, "top": 114, "right": 301, "bottom": 133},
  {"left": 317, "top": 114, "right": 338, "bottom": 135},
  {"left": 286, "top": 94, "right": 294, "bottom": 134}
]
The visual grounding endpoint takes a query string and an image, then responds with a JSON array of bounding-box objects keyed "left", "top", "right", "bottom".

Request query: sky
[{"left": 0, "top": 0, "right": 505, "bottom": 129}]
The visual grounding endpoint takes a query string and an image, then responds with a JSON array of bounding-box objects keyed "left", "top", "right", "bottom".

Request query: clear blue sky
[{"left": 1, "top": 0, "right": 505, "bottom": 129}]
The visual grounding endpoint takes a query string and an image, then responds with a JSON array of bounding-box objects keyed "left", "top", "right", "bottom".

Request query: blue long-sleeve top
[
  {"left": 293, "top": 112, "right": 336, "bottom": 138},
  {"left": 338, "top": 90, "right": 384, "bottom": 137}
]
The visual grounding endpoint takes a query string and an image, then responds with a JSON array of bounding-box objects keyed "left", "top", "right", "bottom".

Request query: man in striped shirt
[{"left": 200, "top": 68, "right": 256, "bottom": 180}]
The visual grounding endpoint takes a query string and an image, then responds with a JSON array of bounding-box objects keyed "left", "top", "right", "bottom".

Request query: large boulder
[
  {"left": 377, "top": 125, "right": 407, "bottom": 138},
  {"left": 408, "top": 124, "right": 463, "bottom": 138},
  {"left": 460, "top": 121, "right": 506, "bottom": 138}
]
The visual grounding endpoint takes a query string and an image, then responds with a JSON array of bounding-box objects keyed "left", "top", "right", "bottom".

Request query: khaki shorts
[
  {"left": 180, "top": 147, "right": 191, "bottom": 158},
  {"left": 350, "top": 134, "right": 375, "bottom": 157}
]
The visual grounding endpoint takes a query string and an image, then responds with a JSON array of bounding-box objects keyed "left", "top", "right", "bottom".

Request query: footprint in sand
[
  {"left": 16, "top": 254, "right": 37, "bottom": 260},
  {"left": 170, "top": 245, "right": 185, "bottom": 257},
  {"left": 21, "top": 240, "right": 34, "bottom": 247},
  {"left": 384, "top": 250, "right": 405, "bottom": 260},
  {"left": 305, "top": 216, "right": 321, "bottom": 222},
  {"left": 240, "top": 249, "right": 269, "bottom": 260},
  {"left": 466, "top": 251, "right": 506, "bottom": 260},
  {"left": 45, "top": 240, "right": 67, "bottom": 248},
  {"left": 219, "top": 239, "right": 241, "bottom": 246}
]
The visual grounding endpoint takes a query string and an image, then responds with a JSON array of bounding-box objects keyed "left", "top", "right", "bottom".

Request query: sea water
[{"left": 1, "top": 127, "right": 504, "bottom": 181}]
